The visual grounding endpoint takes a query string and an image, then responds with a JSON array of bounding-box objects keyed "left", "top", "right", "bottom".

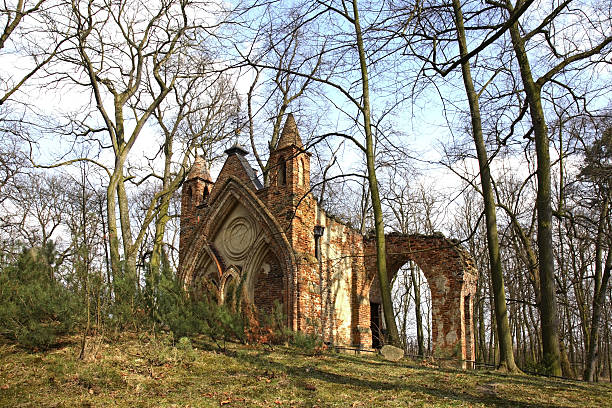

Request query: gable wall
[
  {"left": 211, "top": 154, "right": 257, "bottom": 199},
  {"left": 179, "top": 145, "right": 476, "bottom": 361}
]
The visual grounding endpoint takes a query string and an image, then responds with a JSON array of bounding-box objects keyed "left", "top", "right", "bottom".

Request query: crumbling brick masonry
[{"left": 179, "top": 114, "right": 478, "bottom": 364}]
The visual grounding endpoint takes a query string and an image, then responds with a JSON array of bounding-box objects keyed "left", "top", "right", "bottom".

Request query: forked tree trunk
[
  {"left": 451, "top": 0, "right": 519, "bottom": 373},
  {"left": 508, "top": 13, "right": 562, "bottom": 376}
]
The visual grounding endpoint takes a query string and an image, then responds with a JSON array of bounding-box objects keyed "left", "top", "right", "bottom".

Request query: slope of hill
[{"left": 1, "top": 336, "right": 610, "bottom": 407}]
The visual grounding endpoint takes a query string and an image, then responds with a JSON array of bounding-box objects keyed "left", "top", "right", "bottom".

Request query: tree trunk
[
  {"left": 149, "top": 196, "right": 170, "bottom": 273},
  {"left": 508, "top": 15, "right": 562, "bottom": 376},
  {"left": 559, "top": 339, "right": 574, "bottom": 378},
  {"left": 605, "top": 319, "right": 612, "bottom": 383},
  {"left": 411, "top": 266, "right": 425, "bottom": 357},
  {"left": 78, "top": 166, "right": 91, "bottom": 360},
  {"left": 149, "top": 140, "right": 175, "bottom": 290},
  {"left": 117, "top": 172, "right": 136, "bottom": 280},
  {"left": 489, "top": 294, "right": 496, "bottom": 365},
  {"left": 98, "top": 192, "right": 113, "bottom": 301},
  {"left": 106, "top": 174, "right": 122, "bottom": 290},
  {"left": 452, "top": 0, "right": 519, "bottom": 372},
  {"left": 584, "top": 237, "right": 612, "bottom": 381},
  {"left": 350, "top": 0, "right": 400, "bottom": 346}
]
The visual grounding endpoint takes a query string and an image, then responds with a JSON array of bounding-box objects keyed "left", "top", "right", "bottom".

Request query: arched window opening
[
  {"left": 395, "top": 262, "right": 431, "bottom": 355},
  {"left": 278, "top": 159, "right": 286, "bottom": 186},
  {"left": 203, "top": 186, "right": 209, "bottom": 201},
  {"left": 298, "top": 159, "right": 304, "bottom": 186},
  {"left": 223, "top": 274, "right": 238, "bottom": 304},
  {"left": 253, "top": 254, "right": 284, "bottom": 316},
  {"left": 186, "top": 186, "right": 192, "bottom": 203}
]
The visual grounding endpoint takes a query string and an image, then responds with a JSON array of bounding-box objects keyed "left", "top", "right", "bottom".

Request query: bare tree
[
  {"left": 46, "top": 0, "right": 235, "bottom": 303},
  {"left": 0, "top": 0, "right": 69, "bottom": 105},
  {"left": 242, "top": 10, "right": 323, "bottom": 185},
  {"left": 577, "top": 115, "right": 612, "bottom": 381},
  {"left": 147, "top": 72, "right": 239, "bottom": 290},
  {"left": 502, "top": 0, "right": 612, "bottom": 376}
]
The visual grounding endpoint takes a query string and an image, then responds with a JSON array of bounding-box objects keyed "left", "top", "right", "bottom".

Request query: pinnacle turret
[
  {"left": 186, "top": 155, "right": 212, "bottom": 182},
  {"left": 276, "top": 113, "right": 303, "bottom": 150}
]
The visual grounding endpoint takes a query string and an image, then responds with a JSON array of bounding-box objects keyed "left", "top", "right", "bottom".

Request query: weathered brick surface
[
  {"left": 253, "top": 251, "right": 285, "bottom": 315},
  {"left": 178, "top": 156, "right": 213, "bottom": 271},
  {"left": 179, "top": 116, "right": 477, "bottom": 365},
  {"left": 364, "top": 233, "right": 477, "bottom": 363}
]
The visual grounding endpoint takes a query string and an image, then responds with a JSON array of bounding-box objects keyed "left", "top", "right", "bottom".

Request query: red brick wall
[
  {"left": 364, "top": 233, "right": 478, "bottom": 362},
  {"left": 179, "top": 177, "right": 212, "bottom": 272},
  {"left": 253, "top": 252, "right": 285, "bottom": 317},
  {"left": 210, "top": 154, "right": 257, "bottom": 199},
  {"left": 179, "top": 146, "right": 477, "bottom": 364}
]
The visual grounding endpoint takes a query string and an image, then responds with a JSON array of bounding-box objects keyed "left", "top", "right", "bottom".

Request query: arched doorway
[
  {"left": 364, "top": 233, "right": 478, "bottom": 365},
  {"left": 369, "top": 262, "right": 432, "bottom": 353},
  {"left": 390, "top": 262, "right": 432, "bottom": 356}
]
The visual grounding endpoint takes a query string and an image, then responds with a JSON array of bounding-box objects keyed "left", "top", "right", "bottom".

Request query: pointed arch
[
  {"left": 220, "top": 265, "right": 242, "bottom": 304},
  {"left": 243, "top": 234, "right": 272, "bottom": 303},
  {"left": 180, "top": 176, "right": 298, "bottom": 328},
  {"left": 187, "top": 242, "right": 224, "bottom": 286}
]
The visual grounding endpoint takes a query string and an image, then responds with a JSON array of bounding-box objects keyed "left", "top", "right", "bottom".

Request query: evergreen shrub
[{"left": 0, "top": 245, "right": 80, "bottom": 349}]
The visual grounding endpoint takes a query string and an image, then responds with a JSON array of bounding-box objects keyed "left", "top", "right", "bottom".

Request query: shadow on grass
[
  {"left": 382, "top": 356, "right": 606, "bottom": 394},
  {"left": 228, "top": 348, "right": 575, "bottom": 408},
  {"left": 445, "top": 365, "right": 606, "bottom": 393},
  {"left": 329, "top": 352, "right": 408, "bottom": 368}
]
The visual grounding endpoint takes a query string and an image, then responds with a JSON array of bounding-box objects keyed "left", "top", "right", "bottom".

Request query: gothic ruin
[{"left": 179, "top": 114, "right": 478, "bottom": 363}]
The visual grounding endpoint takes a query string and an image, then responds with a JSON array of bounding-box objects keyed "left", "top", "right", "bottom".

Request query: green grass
[{"left": 0, "top": 335, "right": 610, "bottom": 407}]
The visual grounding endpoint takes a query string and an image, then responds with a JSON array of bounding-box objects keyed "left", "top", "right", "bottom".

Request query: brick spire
[
  {"left": 186, "top": 155, "right": 212, "bottom": 182},
  {"left": 276, "top": 113, "right": 303, "bottom": 150}
]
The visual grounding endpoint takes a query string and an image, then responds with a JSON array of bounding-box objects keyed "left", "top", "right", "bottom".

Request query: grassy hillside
[{"left": 1, "top": 335, "right": 610, "bottom": 407}]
